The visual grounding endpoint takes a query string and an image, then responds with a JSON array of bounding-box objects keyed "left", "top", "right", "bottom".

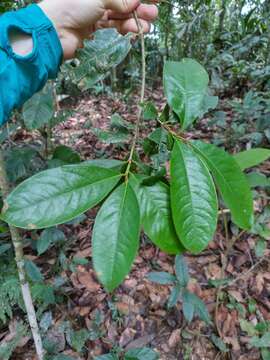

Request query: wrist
[
  {"left": 9, "top": 29, "right": 34, "bottom": 56},
  {"left": 38, "top": 3, "right": 65, "bottom": 40}
]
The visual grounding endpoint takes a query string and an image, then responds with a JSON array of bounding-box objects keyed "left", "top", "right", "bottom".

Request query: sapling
[
  {"left": 3, "top": 10, "right": 268, "bottom": 301},
  {"left": 0, "top": 150, "right": 45, "bottom": 360}
]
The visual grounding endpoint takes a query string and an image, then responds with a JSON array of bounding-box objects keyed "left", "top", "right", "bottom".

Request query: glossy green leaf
[
  {"left": 191, "top": 140, "right": 253, "bottom": 229},
  {"left": 1, "top": 165, "right": 121, "bottom": 229},
  {"left": 125, "top": 347, "right": 159, "bottom": 360},
  {"left": 23, "top": 84, "right": 54, "bottom": 130},
  {"left": 170, "top": 140, "right": 218, "bottom": 253},
  {"left": 163, "top": 59, "right": 209, "bottom": 129},
  {"left": 234, "top": 148, "right": 270, "bottom": 170},
  {"left": 147, "top": 271, "right": 176, "bottom": 285},
  {"left": 130, "top": 175, "right": 184, "bottom": 254},
  {"left": 175, "top": 255, "right": 189, "bottom": 288},
  {"left": 92, "top": 183, "right": 140, "bottom": 292}
]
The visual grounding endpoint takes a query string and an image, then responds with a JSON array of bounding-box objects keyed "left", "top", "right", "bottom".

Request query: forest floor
[{"left": 5, "top": 87, "right": 270, "bottom": 360}]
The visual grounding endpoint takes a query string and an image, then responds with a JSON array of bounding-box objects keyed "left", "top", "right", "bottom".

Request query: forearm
[{"left": 0, "top": 5, "right": 63, "bottom": 126}]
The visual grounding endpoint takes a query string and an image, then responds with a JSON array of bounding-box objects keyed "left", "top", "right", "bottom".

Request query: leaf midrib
[
  {"left": 174, "top": 143, "right": 197, "bottom": 241},
  {"left": 7, "top": 174, "right": 121, "bottom": 213},
  {"left": 110, "top": 183, "right": 129, "bottom": 285}
]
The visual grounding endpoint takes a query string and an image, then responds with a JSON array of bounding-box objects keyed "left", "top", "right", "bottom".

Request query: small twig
[
  {"left": 223, "top": 256, "right": 269, "bottom": 288},
  {"left": 125, "top": 11, "right": 146, "bottom": 180},
  {"left": 214, "top": 209, "right": 229, "bottom": 339},
  {"left": 0, "top": 150, "right": 44, "bottom": 360},
  {"left": 214, "top": 207, "right": 246, "bottom": 340}
]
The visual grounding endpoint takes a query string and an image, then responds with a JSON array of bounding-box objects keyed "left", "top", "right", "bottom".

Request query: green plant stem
[
  {"left": 125, "top": 11, "right": 146, "bottom": 181},
  {"left": 0, "top": 149, "right": 44, "bottom": 360}
]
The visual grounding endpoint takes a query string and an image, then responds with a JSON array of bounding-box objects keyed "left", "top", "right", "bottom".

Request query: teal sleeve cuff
[{"left": 0, "top": 4, "right": 63, "bottom": 126}]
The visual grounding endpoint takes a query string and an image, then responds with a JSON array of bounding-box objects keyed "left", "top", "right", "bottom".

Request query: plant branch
[
  {"left": 0, "top": 149, "right": 44, "bottom": 360},
  {"left": 125, "top": 11, "right": 146, "bottom": 180}
]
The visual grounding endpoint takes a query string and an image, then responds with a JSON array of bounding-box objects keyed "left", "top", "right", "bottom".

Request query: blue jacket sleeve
[{"left": 0, "top": 4, "right": 63, "bottom": 126}]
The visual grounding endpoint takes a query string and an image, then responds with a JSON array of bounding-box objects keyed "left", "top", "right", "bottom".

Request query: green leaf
[
  {"left": 182, "top": 297, "right": 195, "bottom": 323},
  {"left": 130, "top": 175, "right": 184, "bottom": 254},
  {"left": 247, "top": 172, "right": 270, "bottom": 188},
  {"left": 70, "top": 29, "right": 131, "bottom": 90},
  {"left": 240, "top": 319, "right": 258, "bottom": 336},
  {"left": 52, "top": 145, "right": 81, "bottom": 165},
  {"left": 24, "top": 260, "right": 44, "bottom": 282},
  {"left": 198, "top": 94, "right": 219, "bottom": 118},
  {"left": 5, "top": 147, "right": 41, "bottom": 183},
  {"left": 163, "top": 59, "right": 209, "bottom": 129},
  {"left": 0, "top": 123, "right": 20, "bottom": 145},
  {"left": 93, "top": 128, "right": 129, "bottom": 144},
  {"left": 84, "top": 159, "right": 124, "bottom": 171},
  {"left": 234, "top": 148, "right": 270, "bottom": 170},
  {"left": 182, "top": 290, "right": 211, "bottom": 324},
  {"left": 125, "top": 347, "right": 159, "bottom": 360},
  {"left": 167, "top": 284, "right": 181, "bottom": 308},
  {"left": 32, "top": 284, "right": 55, "bottom": 305},
  {"left": 208, "top": 278, "right": 230, "bottom": 288},
  {"left": 1, "top": 165, "right": 121, "bottom": 229},
  {"left": 23, "top": 84, "right": 54, "bottom": 130},
  {"left": 40, "top": 311, "right": 53, "bottom": 332},
  {"left": 191, "top": 140, "right": 253, "bottom": 230},
  {"left": 250, "top": 333, "right": 270, "bottom": 348},
  {"left": 170, "top": 140, "right": 218, "bottom": 253},
  {"left": 37, "top": 227, "right": 66, "bottom": 255},
  {"left": 147, "top": 271, "right": 176, "bottom": 285},
  {"left": 175, "top": 255, "right": 189, "bottom": 288},
  {"left": 52, "top": 355, "right": 76, "bottom": 360},
  {"left": 143, "top": 102, "right": 158, "bottom": 121},
  {"left": 210, "top": 334, "right": 228, "bottom": 353},
  {"left": 93, "top": 183, "right": 140, "bottom": 291},
  {"left": 261, "top": 348, "right": 270, "bottom": 360},
  {"left": 94, "top": 355, "right": 118, "bottom": 360},
  {"left": 255, "top": 239, "right": 266, "bottom": 258},
  {"left": 0, "top": 243, "right": 12, "bottom": 255},
  {"left": 111, "top": 113, "right": 134, "bottom": 131},
  {"left": 70, "top": 329, "right": 90, "bottom": 352}
]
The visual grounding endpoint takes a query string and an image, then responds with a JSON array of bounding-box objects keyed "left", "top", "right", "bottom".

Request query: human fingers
[
  {"left": 107, "top": 3, "right": 158, "bottom": 21},
  {"left": 105, "top": 0, "right": 140, "bottom": 13},
  {"left": 96, "top": 17, "right": 151, "bottom": 34}
]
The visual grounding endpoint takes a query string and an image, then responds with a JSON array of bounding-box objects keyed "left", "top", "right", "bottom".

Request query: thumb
[{"left": 105, "top": 0, "right": 140, "bottom": 13}]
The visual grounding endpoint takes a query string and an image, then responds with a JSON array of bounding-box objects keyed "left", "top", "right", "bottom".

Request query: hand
[{"left": 38, "top": 0, "right": 158, "bottom": 59}]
